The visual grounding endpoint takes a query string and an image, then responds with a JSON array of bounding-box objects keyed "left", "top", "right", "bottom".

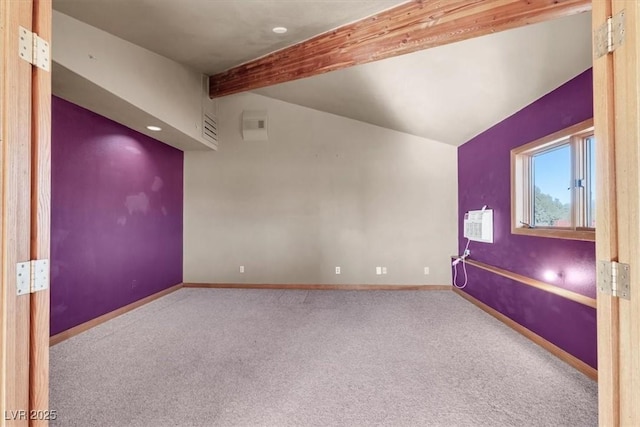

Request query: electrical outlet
[
  {"left": 424, "top": 267, "right": 430, "bottom": 275},
  {"left": 335, "top": 266, "right": 341, "bottom": 275},
  {"left": 382, "top": 267, "right": 387, "bottom": 275},
  {"left": 239, "top": 266, "right": 245, "bottom": 273},
  {"left": 376, "top": 266, "right": 382, "bottom": 275}
]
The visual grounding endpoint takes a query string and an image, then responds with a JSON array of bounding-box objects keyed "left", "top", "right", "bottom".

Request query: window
[{"left": 511, "top": 118, "right": 595, "bottom": 241}]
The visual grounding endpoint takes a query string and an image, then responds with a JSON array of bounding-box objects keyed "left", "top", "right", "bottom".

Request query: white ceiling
[
  {"left": 52, "top": 0, "right": 408, "bottom": 74},
  {"left": 256, "top": 13, "right": 593, "bottom": 145},
  {"left": 52, "top": 0, "right": 593, "bottom": 146}
]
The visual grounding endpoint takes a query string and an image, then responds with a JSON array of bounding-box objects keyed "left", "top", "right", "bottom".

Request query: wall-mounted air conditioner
[{"left": 463, "top": 209, "right": 494, "bottom": 243}]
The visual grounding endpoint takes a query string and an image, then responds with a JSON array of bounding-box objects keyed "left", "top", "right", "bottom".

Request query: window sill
[{"left": 511, "top": 227, "right": 595, "bottom": 242}]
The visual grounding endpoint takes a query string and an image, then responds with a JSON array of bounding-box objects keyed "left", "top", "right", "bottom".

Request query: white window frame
[{"left": 511, "top": 118, "right": 595, "bottom": 241}]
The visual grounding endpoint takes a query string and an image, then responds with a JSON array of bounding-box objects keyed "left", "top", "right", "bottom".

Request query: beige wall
[
  {"left": 184, "top": 93, "right": 458, "bottom": 285},
  {"left": 52, "top": 11, "right": 216, "bottom": 150}
]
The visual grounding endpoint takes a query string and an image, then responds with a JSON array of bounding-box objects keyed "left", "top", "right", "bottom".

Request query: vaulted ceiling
[
  {"left": 52, "top": 0, "right": 408, "bottom": 74},
  {"left": 52, "top": 0, "right": 593, "bottom": 146}
]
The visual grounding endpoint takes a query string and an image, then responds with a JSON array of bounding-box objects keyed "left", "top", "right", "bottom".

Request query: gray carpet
[{"left": 50, "top": 289, "right": 597, "bottom": 427}]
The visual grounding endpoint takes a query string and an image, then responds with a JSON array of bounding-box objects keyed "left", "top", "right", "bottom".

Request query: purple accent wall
[
  {"left": 51, "top": 96, "right": 183, "bottom": 336},
  {"left": 457, "top": 69, "right": 597, "bottom": 368}
]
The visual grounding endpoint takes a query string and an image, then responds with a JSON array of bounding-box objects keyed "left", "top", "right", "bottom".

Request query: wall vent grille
[{"left": 203, "top": 113, "right": 218, "bottom": 145}]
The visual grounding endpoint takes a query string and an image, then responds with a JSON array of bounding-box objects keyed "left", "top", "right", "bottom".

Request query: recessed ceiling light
[
  {"left": 146, "top": 125, "right": 162, "bottom": 131},
  {"left": 272, "top": 26, "right": 288, "bottom": 34}
]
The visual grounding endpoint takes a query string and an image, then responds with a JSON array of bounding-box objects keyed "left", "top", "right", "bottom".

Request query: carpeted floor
[{"left": 50, "top": 289, "right": 597, "bottom": 426}]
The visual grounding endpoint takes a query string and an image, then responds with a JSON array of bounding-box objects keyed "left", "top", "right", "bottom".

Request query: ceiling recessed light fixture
[
  {"left": 146, "top": 125, "right": 162, "bottom": 131},
  {"left": 272, "top": 26, "right": 288, "bottom": 34}
]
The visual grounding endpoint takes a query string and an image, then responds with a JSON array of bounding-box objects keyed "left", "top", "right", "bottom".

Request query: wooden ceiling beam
[{"left": 209, "top": 0, "right": 591, "bottom": 98}]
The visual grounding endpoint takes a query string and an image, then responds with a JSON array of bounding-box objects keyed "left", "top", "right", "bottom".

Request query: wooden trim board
[
  {"left": 30, "top": 1, "right": 52, "bottom": 424},
  {"left": 209, "top": 0, "right": 591, "bottom": 97},
  {"left": 1, "top": 0, "right": 36, "bottom": 421},
  {"left": 183, "top": 283, "right": 452, "bottom": 291},
  {"left": 512, "top": 118, "right": 594, "bottom": 154},
  {"left": 452, "top": 287, "right": 597, "bottom": 381},
  {"left": 511, "top": 227, "right": 595, "bottom": 241},
  {"left": 453, "top": 257, "right": 597, "bottom": 309},
  {"left": 49, "top": 283, "right": 183, "bottom": 346},
  {"left": 609, "top": 0, "right": 640, "bottom": 423}
]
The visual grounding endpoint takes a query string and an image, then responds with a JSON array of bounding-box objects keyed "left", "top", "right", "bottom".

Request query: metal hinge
[
  {"left": 16, "top": 260, "right": 50, "bottom": 296},
  {"left": 594, "top": 10, "right": 625, "bottom": 58},
  {"left": 18, "top": 26, "right": 50, "bottom": 71},
  {"left": 598, "top": 260, "right": 630, "bottom": 300}
]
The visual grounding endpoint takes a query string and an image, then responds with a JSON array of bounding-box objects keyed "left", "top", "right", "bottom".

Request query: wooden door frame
[
  {"left": 1, "top": 0, "right": 35, "bottom": 425},
  {"left": 29, "top": 1, "right": 52, "bottom": 426},
  {"left": 2, "top": 0, "right": 638, "bottom": 426},
  {"left": 593, "top": 0, "right": 640, "bottom": 425},
  {"left": 1, "top": 0, "right": 51, "bottom": 426},
  {"left": 592, "top": 0, "right": 620, "bottom": 424}
]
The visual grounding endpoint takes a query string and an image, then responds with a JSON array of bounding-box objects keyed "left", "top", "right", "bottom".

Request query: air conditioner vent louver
[{"left": 203, "top": 113, "right": 218, "bottom": 145}]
